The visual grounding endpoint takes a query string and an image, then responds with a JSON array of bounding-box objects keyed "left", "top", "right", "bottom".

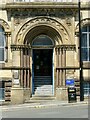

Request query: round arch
[
  {"left": 15, "top": 16, "right": 72, "bottom": 45},
  {"left": 24, "top": 24, "right": 62, "bottom": 46},
  {"left": 75, "top": 18, "right": 90, "bottom": 33},
  {"left": 0, "top": 19, "right": 10, "bottom": 32},
  {"left": 32, "top": 35, "right": 54, "bottom": 47}
]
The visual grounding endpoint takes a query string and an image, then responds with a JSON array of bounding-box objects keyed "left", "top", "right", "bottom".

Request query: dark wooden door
[{"left": 33, "top": 49, "right": 52, "bottom": 76}]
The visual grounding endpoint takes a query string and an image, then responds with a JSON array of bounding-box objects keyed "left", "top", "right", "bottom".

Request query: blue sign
[{"left": 66, "top": 79, "right": 75, "bottom": 86}]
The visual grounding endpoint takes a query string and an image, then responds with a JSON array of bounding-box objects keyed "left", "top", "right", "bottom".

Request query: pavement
[{"left": 0, "top": 99, "right": 88, "bottom": 111}]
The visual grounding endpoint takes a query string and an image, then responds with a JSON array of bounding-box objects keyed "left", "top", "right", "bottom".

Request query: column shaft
[
  {"left": 27, "top": 49, "right": 30, "bottom": 88},
  {"left": 62, "top": 50, "right": 66, "bottom": 86},
  {"left": 24, "top": 49, "right": 27, "bottom": 88},
  {"left": 20, "top": 49, "right": 23, "bottom": 87},
  {"left": 59, "top": 48, "right": 62, "bottom": 86},
  {"left": 56, "top": 48, "right": 59, "bottom": 87}
]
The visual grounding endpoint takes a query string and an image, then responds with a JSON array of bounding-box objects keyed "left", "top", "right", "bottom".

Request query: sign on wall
[{"left": 66, "top": 79, "right": 75, "bottom": 86}]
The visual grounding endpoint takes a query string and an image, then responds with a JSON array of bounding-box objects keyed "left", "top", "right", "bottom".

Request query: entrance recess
[
  {"left": 32, "top": 35, "right": 54, "bottom": 96},
  {"left": 33, "top": 49, "right": 52, "bottom": 76}
]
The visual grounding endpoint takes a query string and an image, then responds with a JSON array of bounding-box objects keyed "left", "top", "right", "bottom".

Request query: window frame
[
  {"left": 0, "top": 80, "right": 5, "bottom": 100},
  {"left": 83, "top": 81, "right": 90, "bottom": 96},
  {"left": 0, "top": 27, "right": 6, "bottom": 63},
  {"left": 81, "top": 25, "right": 90, "bottom": 61}
]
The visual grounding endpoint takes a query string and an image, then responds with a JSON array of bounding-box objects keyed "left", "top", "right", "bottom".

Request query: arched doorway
[{"left": 32, "top": 35, "right": 54, "bottom": 96}]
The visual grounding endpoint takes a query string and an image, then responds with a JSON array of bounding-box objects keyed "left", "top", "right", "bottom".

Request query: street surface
[{"left": 2, "top": 104, "right": 88, "bottom": 118}]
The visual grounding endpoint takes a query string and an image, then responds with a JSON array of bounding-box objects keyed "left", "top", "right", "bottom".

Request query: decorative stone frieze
[
  {"left": 55, "top": 45, "right": 76, "bottom": 51},
  {"left": 11, "top": 44, "right": 31, "bottom": 51}
]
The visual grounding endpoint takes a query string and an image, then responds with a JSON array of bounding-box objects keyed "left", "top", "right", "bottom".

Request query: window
[
  {"left": 32, "top": 35, "right": 54, "bottom": 46},
  {"left": 83, "top": 82, "right": 90, "bottom": 96},
  {"left": 0, "top": 81, "right": 5, "bottom": 100},
  {"left": 81, "top": 26, "right": 90, "bottom": 61},
  {"left": 0, "top": 26, "right": 6, "bottom": 63}
]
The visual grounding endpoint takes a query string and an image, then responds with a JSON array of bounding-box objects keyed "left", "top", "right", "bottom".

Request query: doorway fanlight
[{"left": 32, "top": 35, "right": 54, "bottom": 47}]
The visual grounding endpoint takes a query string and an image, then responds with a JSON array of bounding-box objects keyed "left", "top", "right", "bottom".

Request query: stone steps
[{"left": 33, "top": 76, "right": 53, "bottom": 96}]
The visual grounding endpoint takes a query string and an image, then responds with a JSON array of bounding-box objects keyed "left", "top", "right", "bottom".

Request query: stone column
[
  {"left": 56, "top": 48, "right": 68, "bottom": 101},
  {"left": 62, "top": 49, "right": 66, "bottom": 86},
  {"left": 11, "top": 17, "right": 14, "bottom": 45},
  {"left": 58, "top": 48, "right": 62, "bottom": 87},
  {"left": 20, "top": 49, "right": 23, "bottom": 87},
  {"left": 27, "top": 49, "right": 30, "bottom": 88},
  {"left": 61, "top": 49, "right": 63, "bottom": 86},
  {"left": 23, "top": 49, "right": 27, "bottom": 88},
  {"left": 56, "top": 48, "right": 59, "bottom": 87}
]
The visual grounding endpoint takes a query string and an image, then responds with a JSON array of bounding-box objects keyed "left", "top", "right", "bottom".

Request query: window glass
[
  {"left": 81, "top": 26, "right": 87, "bottom": 32},
  {"left": 89, "top": 34, "right": 90, "bottom": 47},
  {"left": 81, "top": 48, "right": 88, "bottom": 61},
  {"left": 0, "top": 48, "right": 4, "bottom": 61},
  {"left": 81, "top": 34, "right": 87, "bottom": 47},
  {"left": 81, "top": 25, "right": 90, "bottom": 61},
  {"left": 0, "top": 34, "right": 5, "bottom": 46},
  {"left": 0, "top": 26, "right": 5, "bottom": 62},
  {"left": 89, "top": 48, "right": 90, "bottom": 61},
  {"left": 0, "top": 81, "right": 5, "bottom": 100},
  {"left": 89, "top": 26, "right": 90, "bottom": 32},
  {"left": 83, "top": 82, "right": 90, "bottom": 96},
  {"left": 32, "top": 35, "right": 53, "bottom": 46},
  {"left": 0, "top": 26, "right": 4, "bottom": 32}
]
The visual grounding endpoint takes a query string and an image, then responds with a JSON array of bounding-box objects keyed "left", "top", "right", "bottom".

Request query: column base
[
  {"left": 56, "top": 87, "right": 68, "bottom": 101},
  {"left": 11, "top": 88, "right": 30, "bottom": 104}
]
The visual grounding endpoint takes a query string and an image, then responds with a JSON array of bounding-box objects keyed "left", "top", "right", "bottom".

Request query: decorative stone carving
[
  {"left": 15, "top": 17, "right": 71, "bottom": 45},
  {"left": 8, "top": 8, "right": 74, "bottom": 25},
  {"left": 66, "top": 17, "right": 72, "bottom": 26},
  {"left": 0, "top": 19, "right": 10, "bottom": 32},
  {"left": 75, "top": 18, "right": 90, "bottom": 34}
]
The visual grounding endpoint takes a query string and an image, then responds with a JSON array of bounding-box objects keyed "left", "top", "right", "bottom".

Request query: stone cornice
[
  {"left": 1, "top": 2, "right": 89, "bottom": 10},
  {"left": 5, "top": 3, "right": 78, "bottom": 9}
]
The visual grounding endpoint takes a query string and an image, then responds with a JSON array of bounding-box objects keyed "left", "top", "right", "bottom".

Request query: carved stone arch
[
  {"left": 21, "top": 24, "right": 63, "bottom": 46},
  {"left": 15, "top": 16, "right": 72, "bottom": 45},
  {"left": 0, "top": 19, "right": 10, "bottom": 32},
  {"left": 75, "top": 18, "right": 90, "bottom": 33}
]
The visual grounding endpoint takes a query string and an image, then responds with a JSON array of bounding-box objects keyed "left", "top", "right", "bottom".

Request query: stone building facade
[{"left": 0, "top": 0, "right": 90, "bottom": 104}]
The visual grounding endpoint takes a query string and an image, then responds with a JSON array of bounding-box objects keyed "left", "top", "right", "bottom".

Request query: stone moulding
[
  {"left": 55, "top": 44, "right": 76, "bottom": 51},
  {"left": 75, "top": 18, "right": 90, "bottom": 34},
  {"left": 0, "top": 19, "right": 11, "bottom": 32},
  {"left": 15, "top": 16, "right": 72, "bottom": 45}
]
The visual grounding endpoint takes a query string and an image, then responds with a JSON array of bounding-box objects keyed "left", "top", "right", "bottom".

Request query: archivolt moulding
[
  {"left": 75, "top": 18, "right": 90, "bottom": 33},
  {"left": 0, "top": 19, "right": 10, "bottom": 32},
  {"left": 15, "top": 16, "right": 72, "bottom": 45}
]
